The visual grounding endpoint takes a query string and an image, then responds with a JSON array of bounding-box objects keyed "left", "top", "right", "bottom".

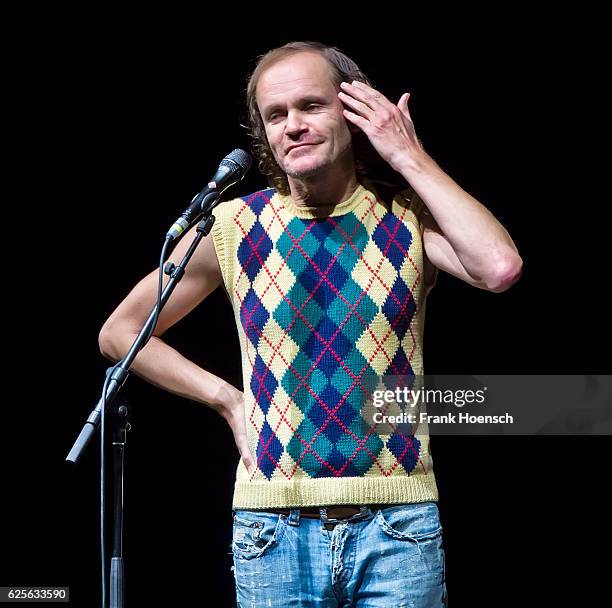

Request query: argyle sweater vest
[{"left": 210, "top": 180, "right": 438, "bottom": 509}]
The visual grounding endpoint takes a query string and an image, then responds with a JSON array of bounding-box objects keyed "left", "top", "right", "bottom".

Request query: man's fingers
[
  {"left": 234, "top": 420, "right": 256, "bottom": 475},
  {"left": 397, "top": 92, "right": 411, "bottom": 119},
  {"left": 340, "top": 81, "right": 388, "bottom": 110},
  {"left": 237, "top": 433, "right": 255, "bottom": 475},
  {"left": 338, "top": 90, "right": 370, "bottom": 117},
  {"left": 342, "top": 109, "right": 368, "bottom": 131},
  {"left": 226, "top": 394, "right": 256, "bottom": 476},
  {"left": 242, "top": 453, "right": 256, "bottom": 476}
]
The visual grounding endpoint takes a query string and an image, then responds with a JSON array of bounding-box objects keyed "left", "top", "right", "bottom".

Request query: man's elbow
[
  {"left": 98, "top": 321, "right": 122, "bottom": 362},
  {"left": 484, "top": 253, "right": 523, "bottom": 293}
]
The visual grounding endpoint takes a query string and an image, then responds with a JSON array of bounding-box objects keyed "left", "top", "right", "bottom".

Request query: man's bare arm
[
  {"left": 98, "top": 223, "right": 256, "bottom": 474},
  {"left": 338, "top": 81, "right": 523, "bottom": 292},
  {"left": 421, "top": 207, "right": 522, "bottom": 293}
]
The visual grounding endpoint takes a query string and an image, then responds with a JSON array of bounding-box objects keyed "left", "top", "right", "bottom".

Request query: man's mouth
[{"left": 287, "top": 143, "right": 318, "bottom": 153}]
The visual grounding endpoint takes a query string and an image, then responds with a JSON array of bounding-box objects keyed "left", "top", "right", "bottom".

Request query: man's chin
[{"left": 284, "top": 158, "right": 327, "bottom": 179}]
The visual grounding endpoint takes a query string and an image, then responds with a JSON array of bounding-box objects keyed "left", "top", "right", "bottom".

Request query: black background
[{"left": 3, "top": 11, "right": 608, "bottom": 608}]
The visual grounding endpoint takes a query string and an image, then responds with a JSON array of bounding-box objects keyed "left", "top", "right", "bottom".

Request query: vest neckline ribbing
[{"left": 276, "top": 182, "right": 375, "bottom": 219}]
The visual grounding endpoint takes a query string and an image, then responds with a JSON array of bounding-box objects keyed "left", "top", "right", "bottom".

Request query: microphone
[{"left": 166, "top": 149, "right": 252, "bottom": 240}]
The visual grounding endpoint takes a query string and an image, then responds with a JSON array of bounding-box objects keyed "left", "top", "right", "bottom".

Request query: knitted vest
[{"left": 210, "top": 179, "right": 438, "bottom": 509}]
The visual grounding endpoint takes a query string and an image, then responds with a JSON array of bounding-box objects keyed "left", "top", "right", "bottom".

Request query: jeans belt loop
[{"left": 287, "top": 508, "right": 301, "bottom": 526}]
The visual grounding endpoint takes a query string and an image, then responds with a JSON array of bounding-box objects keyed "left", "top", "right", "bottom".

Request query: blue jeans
[{"left": 230, "top": 502, "right": 448, "bottom": 607}]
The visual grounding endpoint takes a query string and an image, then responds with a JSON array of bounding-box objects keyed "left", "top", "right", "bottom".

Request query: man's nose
[{"left": 285, "top": 110, "right": 308, "bottom": 136}]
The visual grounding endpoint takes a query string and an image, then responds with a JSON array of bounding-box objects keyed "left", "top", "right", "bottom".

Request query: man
[{"left": 99, "top": 41, "right": 522, "bottom": 607}]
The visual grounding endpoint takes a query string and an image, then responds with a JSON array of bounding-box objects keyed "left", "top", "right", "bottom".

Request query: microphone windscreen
[{"left": 226, "top": 148, "right": 252, "bottom": 173}]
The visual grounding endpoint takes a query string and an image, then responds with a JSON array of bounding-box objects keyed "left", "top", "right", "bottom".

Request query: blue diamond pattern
[
  {"left": 382, "top": 276, "right": 415, "bottom": 341},
  {"left": 372, "top": 213, "right": 413, "bottom": 270},
  {"left": 257, "top": 420, "right": 285, "bottom": 480},
  {"left": 240, "top": 288, "right": 269, "bottom": 347},
  {"left": 387, "top": 432, "right": 421, "bottom": 473},
  {"left": 248, "top": 189, "right": 273, "bottom": 216},
  {"left": 237, "top": 220, "right": 273, "bottom": 281},
  {"left": 250, "top": 354, "right": 278, "bottom": 416}
]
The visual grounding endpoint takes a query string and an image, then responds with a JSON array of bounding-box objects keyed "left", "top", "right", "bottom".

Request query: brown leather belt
[{"left": 266, "top": 504, "right": 388, "bottom": 520}]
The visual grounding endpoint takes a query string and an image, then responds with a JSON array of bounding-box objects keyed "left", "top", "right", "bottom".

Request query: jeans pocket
[
  {"left": 375, "top": 502, "right": 445, "bottom": 581},
  {"left": 231, "top": 510, "right": 287, "bottom": 560},
  {"left": 375, "top": 501, "right": 443, "bottom": 540}
]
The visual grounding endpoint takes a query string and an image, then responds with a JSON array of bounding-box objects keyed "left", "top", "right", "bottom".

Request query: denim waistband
[{"left": 263, "top": 504, "right": 384, "bottom": 527}]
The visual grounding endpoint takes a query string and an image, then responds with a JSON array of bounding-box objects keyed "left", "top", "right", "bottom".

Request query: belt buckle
[{"left": 320, "top": 505, "right": 369, "bottom": 529}]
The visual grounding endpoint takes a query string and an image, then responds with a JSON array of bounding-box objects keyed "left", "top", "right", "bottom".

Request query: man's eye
[{"left": 305, "top": 104, "right": 320, "bottom": 111}]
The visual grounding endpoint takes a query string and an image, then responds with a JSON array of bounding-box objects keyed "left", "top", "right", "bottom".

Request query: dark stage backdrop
[{"left": 3, "top": 15, "right": 608, "bottom": 608}]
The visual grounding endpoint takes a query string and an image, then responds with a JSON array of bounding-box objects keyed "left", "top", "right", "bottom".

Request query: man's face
[{"left": 256, "top": 52, "right": 355, "bottom": 179}]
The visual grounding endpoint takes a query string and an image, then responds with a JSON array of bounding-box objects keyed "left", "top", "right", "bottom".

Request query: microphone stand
[
  {"left": 65, "top": 211, "right": 216, "bottom": 607},
  {"left": 109, "top": 394, "right": 129, "bottom": 608}
]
